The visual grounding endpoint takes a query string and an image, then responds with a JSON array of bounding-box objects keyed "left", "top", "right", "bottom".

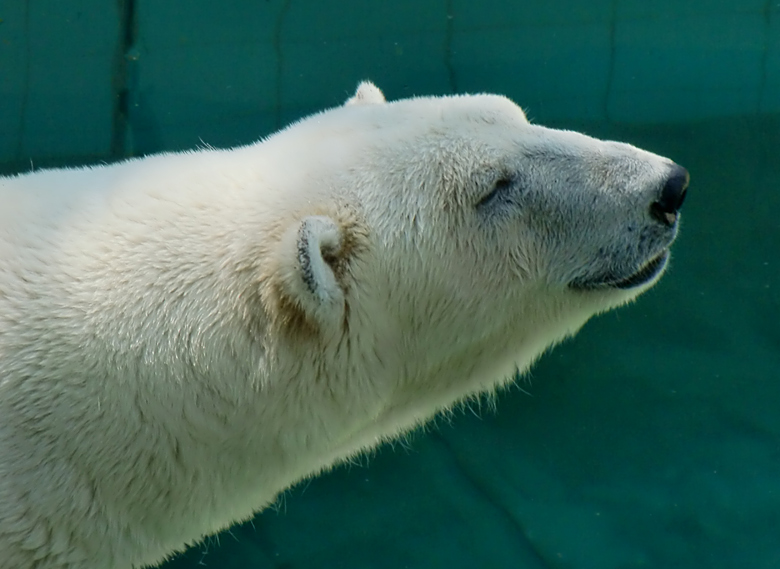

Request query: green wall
[{"left": 2, "top": 0, "right": 779, "bottom": 170}]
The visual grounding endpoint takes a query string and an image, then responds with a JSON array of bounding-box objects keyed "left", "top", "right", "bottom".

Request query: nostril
[
  {"left": 650, "top": 165, "right": 689, "bottom": 225},
  {"left": 659, "top": 165, "right": 689, "bottom": 213}
]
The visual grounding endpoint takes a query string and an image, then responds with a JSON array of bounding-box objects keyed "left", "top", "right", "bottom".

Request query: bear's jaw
[{"left": 568, "top": 248, "right": 670, "bottom": 291}]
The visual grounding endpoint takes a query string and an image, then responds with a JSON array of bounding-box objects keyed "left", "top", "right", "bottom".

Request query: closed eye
[{"left": 476, "top": 176, "right": 514, "bottom": 208}]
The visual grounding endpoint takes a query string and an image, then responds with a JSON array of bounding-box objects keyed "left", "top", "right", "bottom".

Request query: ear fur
[
  {"left": 345, "top": 81, "right": 386, "bottom": 106},
  {"left": 276, "top": 216, "right": 347, "bottom": 334}
]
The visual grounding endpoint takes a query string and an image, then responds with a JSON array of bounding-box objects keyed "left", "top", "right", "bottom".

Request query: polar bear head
[{"left": 262, "top": 81, "right": 686, "bottom": 436}]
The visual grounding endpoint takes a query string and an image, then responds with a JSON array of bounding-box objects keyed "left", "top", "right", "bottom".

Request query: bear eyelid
[{"left": 476, "top": 175, "right": 515, "bottom": 208}]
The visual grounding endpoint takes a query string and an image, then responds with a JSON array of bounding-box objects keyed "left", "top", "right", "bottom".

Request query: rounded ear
[
  {"left": 276, "top": 216, "right": 347, "bottom": 333},
  {"left": 345, "top": 81, "right": 386, "bottom": 106}
]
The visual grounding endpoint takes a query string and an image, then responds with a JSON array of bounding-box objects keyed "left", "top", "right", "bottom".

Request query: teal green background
[{"left": 1, "top": 2, "right": 779, "bottom": 568}]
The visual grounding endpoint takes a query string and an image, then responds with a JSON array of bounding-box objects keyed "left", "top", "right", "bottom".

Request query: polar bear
[{"left": 0, "top": 81, "right": 687, "bottom": 568}]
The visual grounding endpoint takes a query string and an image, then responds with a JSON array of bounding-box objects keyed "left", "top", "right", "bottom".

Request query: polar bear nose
[{"left": 650, "top": 165, "right": 688, "bottom": 226}]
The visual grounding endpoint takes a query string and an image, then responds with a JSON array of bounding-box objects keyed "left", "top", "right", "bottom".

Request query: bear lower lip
[
  {"left": 569, "top": 250, "right": 669, "bottom": 291},
  {"left": 611, "top": 251, "right": 669, "bottom": 289}
]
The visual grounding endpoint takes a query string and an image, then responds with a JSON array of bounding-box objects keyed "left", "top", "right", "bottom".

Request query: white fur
[{"left": 0, "top": 82, "right": 682, "bottom": 568}]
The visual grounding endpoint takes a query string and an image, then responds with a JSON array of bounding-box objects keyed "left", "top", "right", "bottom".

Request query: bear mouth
[{"left": 569, "top": 250, "right": 669, "bottom": 291}]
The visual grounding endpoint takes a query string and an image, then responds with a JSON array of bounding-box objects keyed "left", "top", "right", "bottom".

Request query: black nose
[{"left": 650, "top": 164, "right": 688, "bottom": 226}]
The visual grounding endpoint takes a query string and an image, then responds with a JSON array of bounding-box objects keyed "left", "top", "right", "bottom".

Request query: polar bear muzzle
[{"left": 569, "top": 163, "right": 688, "bottom": 291}]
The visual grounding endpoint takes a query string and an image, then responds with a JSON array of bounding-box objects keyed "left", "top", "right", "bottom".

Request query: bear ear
[
  {"left": 345, "top": 81, "right": 386, "bottom": 106},
  {"left": 275, "top": 216, "right": 348, "bottom": 334}
]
